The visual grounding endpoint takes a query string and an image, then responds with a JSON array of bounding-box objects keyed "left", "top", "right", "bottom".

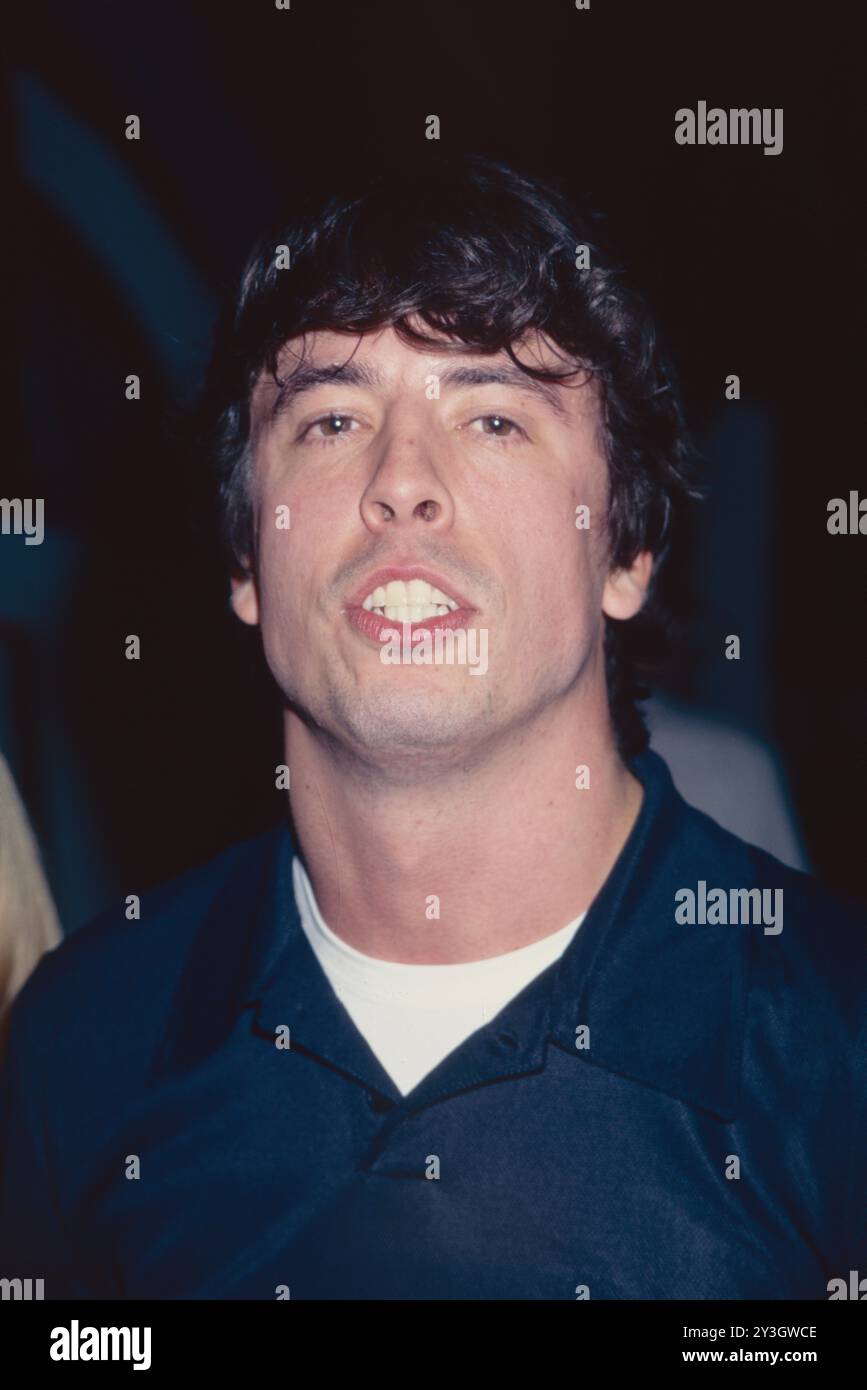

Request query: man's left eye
[
  {"left": 470, "top": 414, "right": 522, "bottom": 438},
  {"left": 304, "top": 412, "right": 359, "bottom": 439}
]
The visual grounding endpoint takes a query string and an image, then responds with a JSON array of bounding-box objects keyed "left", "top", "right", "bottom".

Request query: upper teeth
[{"left": 361, "top": 578, "right": 460, "bottom": 620}]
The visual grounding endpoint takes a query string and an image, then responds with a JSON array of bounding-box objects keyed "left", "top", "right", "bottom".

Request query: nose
[{"left": 359, "top": 430, "right": 454, "bottom": 535}]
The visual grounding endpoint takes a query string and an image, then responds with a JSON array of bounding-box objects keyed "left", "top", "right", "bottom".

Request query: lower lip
[{"left": 346, "top": 606, "right": 475, "bottom": 644}]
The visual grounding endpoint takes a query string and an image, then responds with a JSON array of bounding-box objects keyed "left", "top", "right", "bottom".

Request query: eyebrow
[
  {"left": 268, "top": 360, "right": 384, "bottom": 419},
  {"left": 436, "top": 363, "right": 572, "bottom": 420},
  {"left": 265, "top": 355, "right": 575, "bottom": 422}
]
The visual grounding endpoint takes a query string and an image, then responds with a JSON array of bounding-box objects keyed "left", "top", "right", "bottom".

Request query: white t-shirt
[{"left": 292, "top": 856, "right": 585, "bottom": 1096}]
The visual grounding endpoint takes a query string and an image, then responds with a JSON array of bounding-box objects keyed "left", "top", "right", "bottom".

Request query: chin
[{"left": 326, "top": 687, "right": 492, "bottom": 761}]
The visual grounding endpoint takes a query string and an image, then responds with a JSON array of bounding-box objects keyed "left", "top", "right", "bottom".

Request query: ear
[
  {"left": 602, "top": 549, "right": 654, "bottom": 621},
  {"left": 230, "top": 559, "right": 260, "bottom": 626}
]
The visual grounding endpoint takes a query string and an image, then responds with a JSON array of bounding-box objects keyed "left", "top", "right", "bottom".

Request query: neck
[{"left": 283, "top": 689, "right": 644, "bottom": 964}]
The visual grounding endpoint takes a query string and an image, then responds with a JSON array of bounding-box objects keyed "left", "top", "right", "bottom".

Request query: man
[{"left": 1, "top": 154, "right": 864, "bottom": 1300}]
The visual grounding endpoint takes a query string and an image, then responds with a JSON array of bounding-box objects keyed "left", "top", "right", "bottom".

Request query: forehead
[{"left": 250, "top": 324, "right": 599, "bottom": 428}]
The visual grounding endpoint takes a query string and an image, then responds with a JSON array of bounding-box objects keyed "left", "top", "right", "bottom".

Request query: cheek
[
  {"left": 256, "top": 522, "right": 294, "bottom": 607},
  {"left": 253, "top": 526, "right": 309, "bottom": 655},
  {"left": 254, "top": 484, "right": 344, "bottom": 633},
  {"left": 509, "top": 489, "right": 602, "bottom": 619}
]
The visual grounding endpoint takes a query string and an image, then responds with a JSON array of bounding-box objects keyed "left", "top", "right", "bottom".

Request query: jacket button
[{"left": 496, "top": 1031, "right": 519, "bottom": 1050}]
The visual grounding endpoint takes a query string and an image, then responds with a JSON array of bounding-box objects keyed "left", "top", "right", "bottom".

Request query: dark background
[{"left": 3, "top": 0, "right": 864, "bottom": 928}]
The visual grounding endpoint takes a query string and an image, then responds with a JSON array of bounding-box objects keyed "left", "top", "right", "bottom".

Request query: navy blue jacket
[{"left": 1, "top": 750, "right": 864, "bottom": 1299}]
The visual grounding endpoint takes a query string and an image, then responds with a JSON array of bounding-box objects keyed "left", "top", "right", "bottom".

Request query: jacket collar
[
  {"left": 151, "top": 750, "right": 750, "bottom": 1121},
  {"left": 545, "top": 748, "right": 750, "bottom": 1121}
]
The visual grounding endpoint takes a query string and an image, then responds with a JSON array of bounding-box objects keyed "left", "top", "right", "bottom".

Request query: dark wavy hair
[{"left": 198, "top": 152, "right": 701, "bottom": 758}]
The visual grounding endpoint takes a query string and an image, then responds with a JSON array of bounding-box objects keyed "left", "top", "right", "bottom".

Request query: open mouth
[
  {"left": 360, "top": 578, "right": 460, "bottom": 623},
  {"left": 346, "top": 571, "right": 476, "bottom": 645}
]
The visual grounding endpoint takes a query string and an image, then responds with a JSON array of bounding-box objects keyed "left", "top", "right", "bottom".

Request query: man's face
[{"left": 233, "top": 324, "right": 649, "bottom": 771}]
